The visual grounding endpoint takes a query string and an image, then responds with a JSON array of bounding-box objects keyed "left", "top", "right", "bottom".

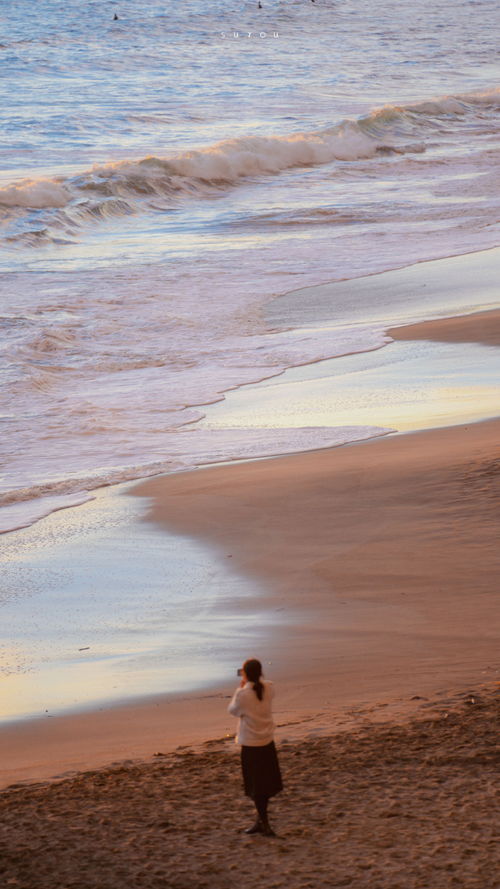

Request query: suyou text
[{"left": 220, "top": 31, "right": 280, "bottom": 38}]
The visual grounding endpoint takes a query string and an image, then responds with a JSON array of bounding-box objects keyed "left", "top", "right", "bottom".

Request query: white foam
[
  {"left": 160, "top": 123, "right": 380, "bottom": 182},
  {"left": 0, "top": 179, "right": 70, "bottom": 209},
  {"left": 2, "top": 86, "right": 500, "bottom": 225}
]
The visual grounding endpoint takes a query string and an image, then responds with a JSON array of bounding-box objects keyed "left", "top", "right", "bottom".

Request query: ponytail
[
  {"left": 253, "top": 678, "right": 264, "bottom": 701},
  {"left": 243, "top": 658, "right": 264, "bottom": 701}
]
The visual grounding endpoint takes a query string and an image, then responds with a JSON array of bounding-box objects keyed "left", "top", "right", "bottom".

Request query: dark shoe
[
  {"left": 261, "top": 820, "right": 276, "bottom": 837},
  {"left": 244, "top": 820, "right": 263, "bottom": 835}
]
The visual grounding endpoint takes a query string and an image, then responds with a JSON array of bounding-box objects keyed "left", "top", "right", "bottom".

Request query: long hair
[{"left": 244, "top": 658, "right": 264, "bottom": 701}]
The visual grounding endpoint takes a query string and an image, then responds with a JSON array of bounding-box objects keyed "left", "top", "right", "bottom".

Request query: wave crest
[
  {"left": 2, "top": 87, "right": 500, "bottom": 243},
  {"left": 0, "top": 179, "right": 70, "bottom": 209}
]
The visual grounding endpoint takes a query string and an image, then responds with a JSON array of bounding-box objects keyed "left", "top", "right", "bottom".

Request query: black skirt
[{"left": 241, "top": 741, "right": 283, "bottom": 800}]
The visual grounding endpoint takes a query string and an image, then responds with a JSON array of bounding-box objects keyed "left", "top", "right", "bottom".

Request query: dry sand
[{"left": 1, "top": 689, "right": 499, "bottom": 889}]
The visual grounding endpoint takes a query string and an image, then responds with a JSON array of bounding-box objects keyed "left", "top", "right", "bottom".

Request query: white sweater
[{"left": 228, "top": 679, "right": 275, "bottom": 746}]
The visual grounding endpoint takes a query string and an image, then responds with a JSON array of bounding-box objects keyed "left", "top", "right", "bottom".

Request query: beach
[
  {"left": 1, "top": 689, "right": 499, "bottom": 888},
  {"left": 2, "top": 306, "right": 499, "bottom": 777},
  {"left": 1, "top": 419, "right": 498, "bottom": 781},
  {"left": 2, "top": 0, "right": 500, "bottom": 884},
  {"left": 1, "top": 303, "right": 499, "bottom": 887}
]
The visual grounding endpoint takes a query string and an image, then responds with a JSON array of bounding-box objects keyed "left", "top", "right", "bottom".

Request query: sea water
[
  {"left": 2, "top": 0, "right": 500, "bottom": 532},
  {"left": 1, "top": 0, "right": 500, "bottom": 717}
]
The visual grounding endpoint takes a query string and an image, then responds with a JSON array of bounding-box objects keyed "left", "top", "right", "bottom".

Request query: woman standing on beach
[{"left": 228, "top": 658, "right": 283, "bottom": 837}]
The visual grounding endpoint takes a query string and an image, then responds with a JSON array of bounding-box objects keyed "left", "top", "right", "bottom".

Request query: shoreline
[
  {"left": 2, "top": 411, "right": 498, "bottom": 788},
  {"left": 1, "top": 283, "right": 498, "bottom": 788},
  {"left": 3, "top": 244, "right": 500, "bottom": 539}
]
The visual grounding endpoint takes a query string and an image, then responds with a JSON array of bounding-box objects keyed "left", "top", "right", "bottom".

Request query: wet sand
[
  {"left": 389, "top": 307, "right": 500, "bottom": 346},
  {"left": 135, "top": 303, "right": 500, "bottom": 716},
  {"left": 1, "top": 309, "right": 499, "bottom": 790},
  {"left": 134, "top": 413, "right": 500, "bottom": 710}
]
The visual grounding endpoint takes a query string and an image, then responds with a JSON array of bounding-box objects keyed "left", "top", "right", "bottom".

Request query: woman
[{"left": 228, "top": 658, "right": 283, "bottom": 837}]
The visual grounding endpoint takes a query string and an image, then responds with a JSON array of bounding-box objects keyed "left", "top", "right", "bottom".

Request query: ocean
[{"left": 1, "top": 0, "right": 500, "bottom": 718}]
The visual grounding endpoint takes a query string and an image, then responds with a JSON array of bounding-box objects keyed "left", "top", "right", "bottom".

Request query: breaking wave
[{"left": 2, "top": 87, "right": 500, "bottom": 246}]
